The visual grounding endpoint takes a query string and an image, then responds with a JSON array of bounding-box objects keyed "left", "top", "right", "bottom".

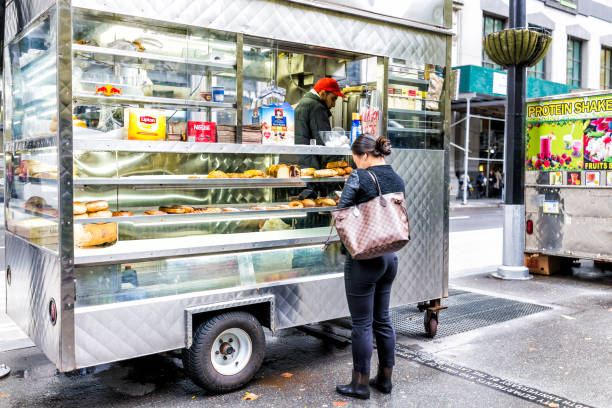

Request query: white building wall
[{"left": 453, "top": 0, "right": 612, "bottom": 89}]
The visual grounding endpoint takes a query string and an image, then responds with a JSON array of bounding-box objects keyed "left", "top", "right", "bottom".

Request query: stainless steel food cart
[
  {"left": 525, "top": 91, "right": 612, "bottom": 265},
  {"left": 4, "top": 0, "right": 452, "bottom": 391}
]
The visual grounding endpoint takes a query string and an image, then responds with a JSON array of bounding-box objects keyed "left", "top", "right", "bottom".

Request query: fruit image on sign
[
  {"left": 525, "top": 120, "right": 583, "bottom": 171},
  {"left": 566, "top": 171, "right": 581, "bottom": 185}
]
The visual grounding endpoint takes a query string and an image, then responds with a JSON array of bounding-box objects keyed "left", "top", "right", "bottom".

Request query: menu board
[{"left": 525, "top": 94, "right": 612, "bottom": 171}]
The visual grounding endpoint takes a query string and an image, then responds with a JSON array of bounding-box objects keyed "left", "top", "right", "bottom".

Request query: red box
[{"left": 187, "top": 121, "right": 216, "bottom": 143}]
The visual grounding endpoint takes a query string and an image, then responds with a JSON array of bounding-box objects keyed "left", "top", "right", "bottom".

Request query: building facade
[{"left": 450, "top": 0, "right": 612, "bottom": 199}]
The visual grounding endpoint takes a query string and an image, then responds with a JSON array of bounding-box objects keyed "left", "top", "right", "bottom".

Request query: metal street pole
[
  {"left": 462, "top": 97, "right": 471, "bottom": 205},
  {"left": 493, "top": 0, "right": 531, "bottom": 280}
]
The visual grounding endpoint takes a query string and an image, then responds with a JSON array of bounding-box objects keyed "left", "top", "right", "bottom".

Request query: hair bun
[{"left": 374, "top": 137, "right": 392, "bottom": 156}]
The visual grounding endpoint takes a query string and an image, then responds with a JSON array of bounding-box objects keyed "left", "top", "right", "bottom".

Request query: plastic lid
[{"left": 352, "top": 112, "right": 360, "bottom": 120}]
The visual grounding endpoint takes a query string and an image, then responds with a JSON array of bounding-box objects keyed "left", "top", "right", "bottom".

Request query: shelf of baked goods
[
  {"left": 72, "top": 139, "right": 352, "bottom": 156},
  {"left": 73, "top": 92, "right": 235, "bottom": 110},
  {"left": 74, "top": 162, "right": 353, "bottom": 188},
  {"left": 74, "top": 227, "right": 338, "bottom": 266},
  {"left": 72, "top": 200, "right": 338, "bottom": 224},
  {"left": 72, "top": 44, "right": 237, "bottom": 73},
  {"left": 388, "top": 108, "right": 441, "bottom": 116}
]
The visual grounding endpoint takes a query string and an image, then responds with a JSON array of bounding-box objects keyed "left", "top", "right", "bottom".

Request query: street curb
[{"left": 450, "top": 203, "right": 503, "bottom": 211}]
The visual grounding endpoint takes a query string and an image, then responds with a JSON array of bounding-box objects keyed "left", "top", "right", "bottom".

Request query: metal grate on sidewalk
[{"left": 390, "top": 290, "right": 552, "bottom": 340}]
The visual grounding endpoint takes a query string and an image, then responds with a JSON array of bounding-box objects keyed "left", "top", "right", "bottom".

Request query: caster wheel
[
  {"left": 424, "top": 312, "right": 438, "bottom": 338},
  {"left": 417, "top": 302, "right": 426, "bottom": 312},
  {"left": 182, "top": 311, "right": 265, "bottom": 393}
]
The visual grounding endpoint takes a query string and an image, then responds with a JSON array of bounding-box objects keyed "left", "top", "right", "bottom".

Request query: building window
[
  {"left": 483, "top": 15, "right": 504, "bottom": 70},
  {"left": 528, "top": 25, "right": 547, "bottom": 80},
  {"left": 567, "top": 38, "right": 582, "bottom": 88},
  {"left": 602, "top": 47, "right": 612, "bottom": 90}
]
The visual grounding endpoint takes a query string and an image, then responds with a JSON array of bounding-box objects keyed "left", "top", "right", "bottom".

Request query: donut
[
  {"left": 112, "top": 211, "right": 134, "bottom": 217},
  {"left": 301, "top": 199, "right": 316, "bottom": 208},
  {"left": 288, "top": 200, "right": 304, "bottom": 208},
  {"left": 86, "top": 200, "right": 109, "bottom": 212},
  {"left": 159, "top": 206, "right": 186, "bottom": 214},
  {"left": 88, "top": 210, "right": 113, "bottom": 218},
  {"left": 73, "top": 201, "right": 87, "bottom": 215},
  {"left": 144, "top": 210, "right": 166, "bottom": 216}
]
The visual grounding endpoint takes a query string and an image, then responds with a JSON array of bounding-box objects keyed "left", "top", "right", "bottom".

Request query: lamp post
[{"left": 482, "top": 0, "right": 552, "bottom": 280}]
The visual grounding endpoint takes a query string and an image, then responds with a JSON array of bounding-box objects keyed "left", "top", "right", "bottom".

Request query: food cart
[
  {"left": 525, "top": 91, "right": 612, "bottom": 269},
  {"left": 3, "top": 0, "right": 451, "bottom": 391}
]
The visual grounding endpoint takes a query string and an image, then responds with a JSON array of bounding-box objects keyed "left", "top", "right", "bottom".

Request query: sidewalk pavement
[{"left": 450, "top": 197, "right": 503, "bottom": 210}]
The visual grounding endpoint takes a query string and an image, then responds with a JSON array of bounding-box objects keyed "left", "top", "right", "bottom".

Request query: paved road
[{"left": 450, "top": 207, "right": 503, "bottom": 233}]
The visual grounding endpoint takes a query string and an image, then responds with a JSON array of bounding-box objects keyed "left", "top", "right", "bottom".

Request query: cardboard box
[
  {"left": 187, "top": 121, "right": 216, "bottom": 143},
  {"left": 524, "top": 253, "right": 561, "bottom": 275},
  {"left": 259, "top": 102, "right": 294, "bottom": 145}
]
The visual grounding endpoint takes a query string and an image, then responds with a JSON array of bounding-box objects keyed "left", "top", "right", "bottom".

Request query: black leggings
[{"left": 344, "top": 253, "right": 398, "bottom": 374}]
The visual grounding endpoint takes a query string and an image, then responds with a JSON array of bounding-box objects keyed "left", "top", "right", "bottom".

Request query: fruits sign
[{"left": 525, "top": 94, "right": 612, "bottom": 171}]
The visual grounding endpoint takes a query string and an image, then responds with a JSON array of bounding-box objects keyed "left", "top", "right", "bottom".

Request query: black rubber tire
[
  {"left": 182, "top": 311, "right": 265, "bottom": 393},
  {"left": 425, "top": 314, "right": 438, "bottom": 338}
]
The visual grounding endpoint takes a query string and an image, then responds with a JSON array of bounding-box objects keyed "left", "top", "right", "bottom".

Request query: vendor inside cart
[{"left": 295, "top": 77, "right": 346, "bottom": 169}]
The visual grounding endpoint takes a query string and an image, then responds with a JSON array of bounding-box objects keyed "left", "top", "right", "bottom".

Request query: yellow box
[{"left": 128, "top": 108, "right": 167, "bottom": 141}]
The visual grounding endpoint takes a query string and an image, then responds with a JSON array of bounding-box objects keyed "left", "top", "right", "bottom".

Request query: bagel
[
  {"left": 159, "top": 205, "right": 186, "bottom": 214},
  {"left": 301, "top": 199, "right": 316, "bottom": 208},
  {"left": 288, "top": 200, "right": 304, "bottom": 208},
  {"left": 112, "top": 211, "right": 133, "bottom": 217},
  {"left": 144, "top": 210, "right": 166, "bottom": 215},
  {"left": 86, "top": 200, "right": 109, "bottom": 212}
]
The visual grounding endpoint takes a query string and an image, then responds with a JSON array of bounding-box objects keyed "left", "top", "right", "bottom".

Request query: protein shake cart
[
  {"left": 525, "top": 91, "right": 612, "bottom": 267},
  {"left": 4, "top": 0, "right": 451, "bottom": 391}
]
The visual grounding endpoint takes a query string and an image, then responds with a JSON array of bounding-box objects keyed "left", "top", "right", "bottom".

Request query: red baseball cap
[{"left": 313, "top": 77, "right": 346, "bottom": 98}]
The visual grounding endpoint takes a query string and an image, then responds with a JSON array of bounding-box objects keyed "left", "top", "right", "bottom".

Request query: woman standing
[{"left": 335, "top": 134, "right": 405, "bottom": 399}]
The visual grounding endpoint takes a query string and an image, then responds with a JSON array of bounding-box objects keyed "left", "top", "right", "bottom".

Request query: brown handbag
[{"left": 327, "top": 170, "right": 410, "bottom": 260}]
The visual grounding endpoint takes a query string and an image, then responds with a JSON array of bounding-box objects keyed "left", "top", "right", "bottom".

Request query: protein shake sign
[{"left": 525, "top": 94, "right": 612, "bottom": 171}]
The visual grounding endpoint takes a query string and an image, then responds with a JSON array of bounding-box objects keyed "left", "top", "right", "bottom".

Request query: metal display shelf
[
  {"left": 73, "top": 206, "right": 338, "bottom": 224},
  {"left": 72, "top": 44, "right": 236, "bottom": 72},
  {"left": 388, "top": 108, "right": 441, "bottom": 116},
  {"left": 74, "top": 176, "right": 348, "bottom": 187},
  {"left": 74, "top": 227, "right": 338, "bottom": 265},
  {"left": 73, "top": 92, "right": 235, "bottom": 109},
  {"left": 389, "top": 75, "right": 429, "bottom": 86},
  {"left": 73, "top": 139, "right": 353, "bottom": 155},
  {"left": 388, "top": 127, "right": 441, "bottom": 134}
]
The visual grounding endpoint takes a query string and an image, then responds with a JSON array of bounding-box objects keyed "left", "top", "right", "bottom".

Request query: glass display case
[
  {"left": 387, "top": 60, "right": 444, "bottom": 149},
  {"left": 4, "top": 11, "right": 59, "bottom": 251}
]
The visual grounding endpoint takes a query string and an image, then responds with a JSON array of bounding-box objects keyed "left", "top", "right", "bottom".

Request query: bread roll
[
  {"left": 288, "top": 200, "right": 304, "bottom": 208},
  {"left": 300, "top": 168, "right": 316, "bottom": 177},
  {"left": 74, "top": 213, "right": 89, "bottom": 219},
  {"left": 326, "top": 160, "right": 349, "bottom": 169},
  {"left": 335, "top": 168, "right": 346, "bottom": 176},
  {"left": 301, "top": 199, "right": 316, "bottom": 208},
  {"left": 86, "top": 200, "right": 109, "bottom": 212},
  {"left": 267, "top": 164, "right": 290, "bottom": 178},
  {"left": 207, "top": 170, "right": 228, "bottom": 178},
  {"left": 343, "top": 166, "right": 353, "bottom": 174},
  {"left": 74, "top": 202, "right": 87, "bottom": 215},
  {"left": 74, "top": 223, "right": 117, "bottom": 247},
  {"left": 244, "top": 169, "right": 264, "bottom": 178},
  {"left": 317, "top": 198, "right": 336, "bottom": 207},
  {"left": 112, "top": 211, "right": 133, "bottom": 217},
  {"left": 314, "top": 169, "right": 337, "bottom": 178},
  {"left": 88, "top": 210, "right": 113, "bottom": 218}
]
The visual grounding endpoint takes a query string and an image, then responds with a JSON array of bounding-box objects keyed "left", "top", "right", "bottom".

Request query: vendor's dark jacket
[{"left": 295, "top": 92, "right": 332, "bottom": 169}]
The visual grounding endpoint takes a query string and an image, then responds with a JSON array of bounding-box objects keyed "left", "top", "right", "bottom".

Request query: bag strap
[
  {"left": 366, "top": 169, "right": 382, "bottom": 197},
  {"left": 322, "top": 221, "right": 335, "bottom": 251}
]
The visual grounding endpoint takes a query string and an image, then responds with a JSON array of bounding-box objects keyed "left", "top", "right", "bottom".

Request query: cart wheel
[
  {"left": 182, "top": 311, "right": 265, "bottom": 393},
  {"left": 424, "top": 312, "right": 438, "bottom": 338}
]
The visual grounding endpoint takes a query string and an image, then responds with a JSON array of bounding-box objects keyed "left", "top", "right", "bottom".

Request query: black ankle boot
[
  {"left": 369, "top": 366, "right": 393, "bottom": 394},
  {"left": 336, "top": 369, "right": 370, "bottom": 399}
]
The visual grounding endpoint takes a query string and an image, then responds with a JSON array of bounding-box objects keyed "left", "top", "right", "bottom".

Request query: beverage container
[
  {"left": 571, "top": 173, "right": 579, "bottom": 185},
  {"left": 572, "top": 139, "right": 582, "bottom": 157},
  {"left": 350, "top": 112, "right": 362, "bottom": 144},
  {"left": 212, "top": 86, "right": 225, "bottom": 102},
  {"left": 540, "top": 134, "right": 553, "bottom": 159},
  {"left": 187, "top": 121, "right": 216, "bottom": 143}
]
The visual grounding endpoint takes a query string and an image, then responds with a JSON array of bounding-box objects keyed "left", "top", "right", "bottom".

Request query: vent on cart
[{"left": 391, "top": 290, "right": 551, "bottom": 341}]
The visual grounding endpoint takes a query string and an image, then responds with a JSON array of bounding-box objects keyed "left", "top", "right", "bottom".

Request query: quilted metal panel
[
  {"left": 5, "top": 233, "right": 61, "bottom": 366},
  {"left": 71, "top": 0, "right": 447, "bottom": 65},
  {"left": 388, "top": 149, "right": 446, "bottom": 304},
  {"left": 73, "top": 150, "right": 447, "bottom": 368}
]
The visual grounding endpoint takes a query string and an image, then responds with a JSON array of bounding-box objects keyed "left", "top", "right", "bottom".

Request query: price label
[{"left": 542, "top": 201, "right": 560, "bottom": 214}]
